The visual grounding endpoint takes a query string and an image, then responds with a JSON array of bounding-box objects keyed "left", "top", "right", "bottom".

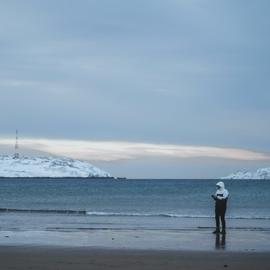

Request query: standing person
[{"left": 211, "top": 181, "right": 229, "bottom": 234}]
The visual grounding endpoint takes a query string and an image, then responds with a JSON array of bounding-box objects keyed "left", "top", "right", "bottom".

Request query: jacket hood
[{"left": 216, "top": 181, "right": 225, "bottom": 189}]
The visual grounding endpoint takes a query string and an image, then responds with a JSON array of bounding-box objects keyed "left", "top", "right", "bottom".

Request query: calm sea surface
[{"left": 0, "top": 179, "right": 269, "bottom": 231}]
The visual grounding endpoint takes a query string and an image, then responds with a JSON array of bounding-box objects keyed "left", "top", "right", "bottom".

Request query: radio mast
[{"left": 14, "top": 129, "right": 20, "bottom": 159}]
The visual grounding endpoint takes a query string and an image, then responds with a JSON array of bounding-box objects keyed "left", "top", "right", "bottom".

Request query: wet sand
[
  {"left": 1, "top": 228, "right": 270, "bottom": 251},
  {"left": 1, "top": 228, "right": 269, "bottom": 269},
  {"left": 0, "top": 246, "right": 269, "bottom": 270}
]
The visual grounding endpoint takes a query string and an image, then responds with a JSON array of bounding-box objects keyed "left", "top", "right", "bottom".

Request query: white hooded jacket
[{"left": 215, "top": 181, "right": 229, "bottom": 200}]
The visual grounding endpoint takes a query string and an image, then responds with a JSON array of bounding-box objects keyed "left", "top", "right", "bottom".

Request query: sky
[{"left": 0, "top": 0, "right": 269, "bottom": 178}]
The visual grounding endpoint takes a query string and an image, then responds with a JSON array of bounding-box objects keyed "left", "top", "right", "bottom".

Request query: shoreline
[
  {"left": 0, "top": 246, "right": 269, "bottom": 270},
  {"left": 1, "top": 228, "right": 270, "bottom": 252}
]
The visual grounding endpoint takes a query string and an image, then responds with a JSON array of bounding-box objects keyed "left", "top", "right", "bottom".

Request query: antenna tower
[{"left": 14, "top": 129, "right": 20, "bottom": 159}]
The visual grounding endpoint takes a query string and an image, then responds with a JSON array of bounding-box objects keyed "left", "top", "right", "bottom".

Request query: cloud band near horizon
[{"left": 0, "top": 138, "right": 269, "bottom": 162}]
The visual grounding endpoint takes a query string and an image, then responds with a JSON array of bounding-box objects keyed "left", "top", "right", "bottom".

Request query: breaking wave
[{"left": 0, "top": 208, "right": 86, "bottom": 214}]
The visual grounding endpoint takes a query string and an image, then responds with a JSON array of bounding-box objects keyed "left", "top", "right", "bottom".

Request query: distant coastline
[
  {"left": 0, "top": 176, "right": 126, "bottom": 180},
  {"left": 0, "top": 155, "right": 113, "bottom": 178}
]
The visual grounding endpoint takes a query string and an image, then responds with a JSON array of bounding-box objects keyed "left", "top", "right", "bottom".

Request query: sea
[{"left": 0, "top": 178, "right": 269, "bottom": 233}]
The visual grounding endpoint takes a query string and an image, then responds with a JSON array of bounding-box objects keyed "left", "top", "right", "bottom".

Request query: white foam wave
[{"left": 86, "top": 212, "right": 270, "bottom": 220}]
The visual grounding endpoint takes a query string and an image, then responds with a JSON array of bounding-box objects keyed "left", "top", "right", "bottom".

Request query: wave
[
  {"left": 86, "top": 212, "right": 212, "bottom": 218},
  {"left": 0, "top": 208, "right": 86, "bottom": 214},
  {"left": 86, "top": 212, "right": 270, "bottom": 220},
  {"left": 1, "top": 208, "right": 270, "bottom": 220}
]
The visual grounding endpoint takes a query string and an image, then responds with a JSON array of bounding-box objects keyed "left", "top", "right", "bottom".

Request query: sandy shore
[
  {"left": 0, "top": 246, "right": 269, "bottom": 270},
  {"left": 1, "top": 229, "right": 270, "bottom": 251}
]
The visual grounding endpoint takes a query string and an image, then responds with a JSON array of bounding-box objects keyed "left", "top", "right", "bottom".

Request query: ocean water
[{"left": 0, "top": 179, "right": 269, "bottom": 232}]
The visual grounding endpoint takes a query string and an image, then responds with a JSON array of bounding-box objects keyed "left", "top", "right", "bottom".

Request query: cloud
[{"left": 0, "top": 138, "right": 269, "bottom": 162}]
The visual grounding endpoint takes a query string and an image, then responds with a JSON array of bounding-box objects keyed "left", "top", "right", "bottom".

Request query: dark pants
[{"left": 215, "top": 206, "right": 226, "bottom": 231}]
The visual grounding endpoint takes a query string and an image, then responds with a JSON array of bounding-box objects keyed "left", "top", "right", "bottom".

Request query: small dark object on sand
[{"left": 224, "top": 264, "right": 228, "bottom": 267}]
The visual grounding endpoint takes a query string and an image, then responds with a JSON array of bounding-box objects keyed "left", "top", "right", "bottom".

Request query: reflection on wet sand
[{"left": 215, "top": 233, "right": 226, "bottom": 250}]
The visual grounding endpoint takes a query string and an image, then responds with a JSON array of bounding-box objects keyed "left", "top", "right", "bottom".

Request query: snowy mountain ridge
[
  {"left": 221, "top": 167, "right": 270, "bottom": 180},
  {"left": 0, "top": 155, "right": 111, "bottom": 178}
]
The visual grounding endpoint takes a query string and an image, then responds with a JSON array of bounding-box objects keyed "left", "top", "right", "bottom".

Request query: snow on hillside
[
  {"left": 0, "top": 155, "right": 111, "bottom": 178},
  {"left": 221, "top": 167, "right": 270, "bottom": 180}
]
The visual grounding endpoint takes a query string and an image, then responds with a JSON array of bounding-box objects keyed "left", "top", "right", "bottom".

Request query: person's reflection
[{"left": 215, "top": 233, "right": 226, "bottom": 250}]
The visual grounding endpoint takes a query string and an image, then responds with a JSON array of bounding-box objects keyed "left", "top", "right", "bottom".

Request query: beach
[
  {"left": 1, "top": 227, "right": 270, "bottom": 269},
  {"left": 1, "top": 227, "right": 270, "bottom": 251},
  {"left": 0, "top": 246, "right": 269, "bottom": 270},
  {"left": 0, "top": 179, "right": 269, "bottom": 269}
]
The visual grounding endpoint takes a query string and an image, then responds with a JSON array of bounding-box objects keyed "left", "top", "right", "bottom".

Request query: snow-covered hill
[
  {"left": 221, "top": 167, "right": 270, "bottom": 180},
  {"left": 0, "top": 155, "right": 111, "bottom": 178}
]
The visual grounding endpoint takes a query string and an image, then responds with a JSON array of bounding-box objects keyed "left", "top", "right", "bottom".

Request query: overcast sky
[{"left": 0, "top": 0, "right": 269, "bottom": 178}]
